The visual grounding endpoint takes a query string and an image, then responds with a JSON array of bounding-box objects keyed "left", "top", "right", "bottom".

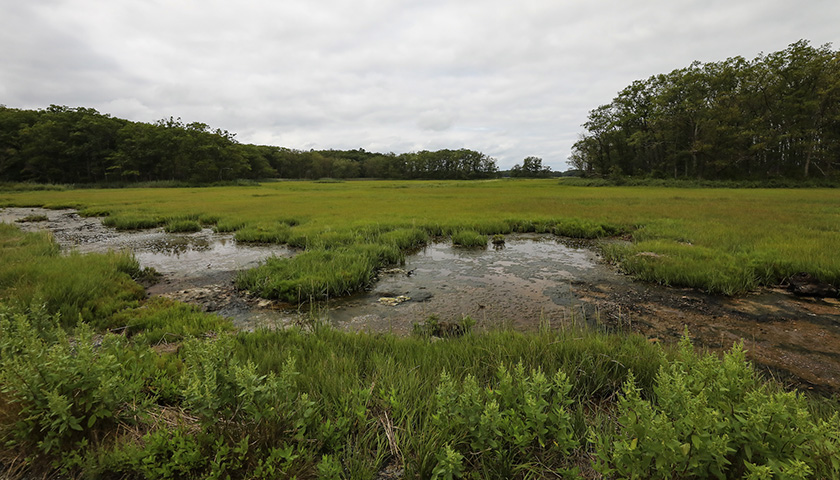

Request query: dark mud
[{"left": 3, "top": 207, "right": 839, "bottom": 393}]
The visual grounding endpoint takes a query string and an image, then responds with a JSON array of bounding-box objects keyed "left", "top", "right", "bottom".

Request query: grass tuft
[{"left": 451, "top": 229, "right": 487, "bottom": 248}]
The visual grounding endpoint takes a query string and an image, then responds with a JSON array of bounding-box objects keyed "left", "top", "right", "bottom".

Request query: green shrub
[
  {"left": 0, "top": 307, "right": 155, "bottom": 467},
  {"left": 432, "top": 362, "right": 579, "bottom": 477},
  {"left": 591, "top": 334, "right": 840, "bottom": 479}
]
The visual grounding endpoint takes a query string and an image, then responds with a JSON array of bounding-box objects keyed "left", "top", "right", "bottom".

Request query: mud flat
[{"left": 3, "top": 207, "right": 839, "bottom": 393}]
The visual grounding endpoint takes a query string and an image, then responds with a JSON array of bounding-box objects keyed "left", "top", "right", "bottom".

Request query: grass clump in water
[
  {"left": 163, "top": 219, "right": 202, "bottom": 233},
  {"left": 15, "top": 214, "right": 48, "bottom": 223},
  {"left": 214, "top": 218, "right": 246, "bottom": 233},
  {"left": 236, "top": 243, "right": 402, "bottom": 302},
  {"left": 234, "top": 222, "right": 292, "bottom": 243},
  {"left": 452, "top": 229, "right": 487, "bottom": 248}
]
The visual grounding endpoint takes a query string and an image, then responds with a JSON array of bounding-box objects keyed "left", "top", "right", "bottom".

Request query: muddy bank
[{"left": 3, "top": 207, "right": 839, "bottom": 393}]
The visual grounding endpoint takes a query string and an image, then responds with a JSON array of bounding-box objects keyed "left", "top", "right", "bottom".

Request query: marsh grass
[
  {"left": 163, "top": 219, "right": 202, "bottom": 233},
  {"left": 451, "top": 229, "right": 487, "bottom": 248},
  {"left": 104, "top": 296, "right": 233, "bottom": 344},
  {"left": 0, "top": 224, "right": 145, "bottom": 325},
  {"left": 553, "top": 218, "right": 625, "bottom": 239},
  {"left": 214, "top": 218, "right": 246, "bottom": 233},
  {"left": 102, "top": 214, "right": 163, "bottom": 230},
  {"left": 14, "top": 214, "right": 48, "bottom": 223},
  {"left": 235, "top": 243, "right": 403, "bottom": 302},
  {"left": 4, "top": 180, "right": 840, "bottom": 294}
]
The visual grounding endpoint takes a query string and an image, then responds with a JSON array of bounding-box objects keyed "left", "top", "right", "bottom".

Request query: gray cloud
[{"left": 1, "top": 0, "right": 839, "bottom": 170}]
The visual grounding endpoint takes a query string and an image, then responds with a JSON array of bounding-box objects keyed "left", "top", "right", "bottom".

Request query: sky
[{"left": 2, "top": 1, "right": 839, "bottom": 171}]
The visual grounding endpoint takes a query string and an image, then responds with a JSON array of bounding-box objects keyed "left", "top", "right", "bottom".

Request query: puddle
[
  {"left": 3, "top": 207, "right": 840, "bottom": 393},
  {"left": 0, "top": 208, "right": 292, "bottom": 279},
  {"left": 322, "top": 235, "right": 602, "bottom": 334}
]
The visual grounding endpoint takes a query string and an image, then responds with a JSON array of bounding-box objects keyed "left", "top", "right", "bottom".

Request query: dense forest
[
  {"left": 570, "top": 40, "right": 840, "bottom": 180},
  {"left": 0, "top": 105, "right": 498, "bottom": 183}
]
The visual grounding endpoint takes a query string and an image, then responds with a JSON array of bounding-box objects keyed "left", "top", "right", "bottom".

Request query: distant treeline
[
  {"left": 571, "top": 40, "right": 840, "bottom": 180},
  {"left": 0, "top": 105, "right": 498, "bottom": 183}
]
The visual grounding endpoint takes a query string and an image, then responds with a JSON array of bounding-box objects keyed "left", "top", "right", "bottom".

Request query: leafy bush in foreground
[
  {"left": 592, "top": 334, "right": 840, "bottom": 479},
  {"left": 1, "top": 302, "right": 838, "bottom": 479}
]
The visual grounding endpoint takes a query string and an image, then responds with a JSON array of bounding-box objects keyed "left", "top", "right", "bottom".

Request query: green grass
[
  {"left": 0, "top": 224, "right": 146, "bottom": 326},
  {"left": 103, "top": 296, "right": 233, "bottom": 344},
  {"left": 163, "top": 219, "right": 202, "bottom": 233},
  {"left": 451, "top": 229, "right": 487, "bottom": 247},
  {"left": 2, "top": 179, "right": 840, "bottom": 295},
  {"left": 235, "top": 243, "right": 403, "bottom": 302}
]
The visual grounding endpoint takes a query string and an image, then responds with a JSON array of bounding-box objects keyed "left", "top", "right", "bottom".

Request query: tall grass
[
  {"left": 236, "top": 243, "right": 403, "bottom": 302},
  {"left": 0, "top": 224, "right": 145, "bottom": 325},
  {"left": 451, "top": 229, "right": 487, "bottom": 247}
]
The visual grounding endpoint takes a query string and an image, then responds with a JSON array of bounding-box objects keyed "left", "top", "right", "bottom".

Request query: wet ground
[{"left": 3, "top": 207, "right": 840, "bottom": 394}]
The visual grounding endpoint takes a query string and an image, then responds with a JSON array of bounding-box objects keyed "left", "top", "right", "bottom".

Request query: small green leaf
[
  {"left": 630, "top": 437, "right": 638, "bottom": 450},
  {"left": 680, "top": 443, "right": 690, "bottom": 456}
]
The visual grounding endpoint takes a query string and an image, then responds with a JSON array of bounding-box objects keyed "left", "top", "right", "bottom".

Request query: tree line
[
  {"left": 0, "top": 105, "right": 498, "bottom": 183},
  {"left": 570, "top": 40, "right": 840, "bottom": 180}
]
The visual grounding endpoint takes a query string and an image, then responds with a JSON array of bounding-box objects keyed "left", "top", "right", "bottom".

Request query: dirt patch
[{"left": 573, "top": 279, "right": 840, "bottom": 393}]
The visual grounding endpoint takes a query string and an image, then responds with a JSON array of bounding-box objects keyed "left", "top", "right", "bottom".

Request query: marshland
[{"left": 2, "top": 179, "right": 840, "bottom": 479}]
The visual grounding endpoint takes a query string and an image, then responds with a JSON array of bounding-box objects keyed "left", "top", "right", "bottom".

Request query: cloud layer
[{"left": 2, "top": 0, "right": 839, "bottom": 169}]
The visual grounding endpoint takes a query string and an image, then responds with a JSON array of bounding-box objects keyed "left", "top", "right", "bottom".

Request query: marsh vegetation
[{"left": 1, "top": 180, "right": 840, "bottom": 478}]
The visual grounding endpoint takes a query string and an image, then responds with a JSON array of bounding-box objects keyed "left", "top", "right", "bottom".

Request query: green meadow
[{"left": 2, "top": 179, "right": 840, "bottom": 478}]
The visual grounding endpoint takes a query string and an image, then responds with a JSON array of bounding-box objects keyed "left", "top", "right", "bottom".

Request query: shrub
[
  {"left": 591, "top": 334, "right": 840, "bottom": 479},
  {"left": 0, "top": 307, "right": 155, "bottom": 468},
  {"left": 432, "top": 362, "right": 579, "bottom": 477}
]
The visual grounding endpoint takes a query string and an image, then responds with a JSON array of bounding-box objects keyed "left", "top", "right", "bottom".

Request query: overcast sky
[{"left": 2, "top": 1, "right": 839, "bottom": 170}]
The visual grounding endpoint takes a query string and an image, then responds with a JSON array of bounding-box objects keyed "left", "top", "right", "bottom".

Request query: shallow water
[
  {"left": 323, "top": 235, "right": 604, "bottom": 334},
  {"left": 0, "top": 208, "right": 292, "bottom": 278}
]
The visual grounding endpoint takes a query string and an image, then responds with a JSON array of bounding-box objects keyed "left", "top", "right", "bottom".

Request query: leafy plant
[{"left": 591, "top": 333, "right": 840, "bottom": 479}]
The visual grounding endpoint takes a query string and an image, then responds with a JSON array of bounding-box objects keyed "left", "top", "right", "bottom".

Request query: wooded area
[
  {"left": 570, "top": 40, "right": 840, "bottom": 180},
  {"left": 0, "top": 106, "right": 498, "bottom": 183}
]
